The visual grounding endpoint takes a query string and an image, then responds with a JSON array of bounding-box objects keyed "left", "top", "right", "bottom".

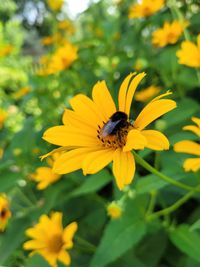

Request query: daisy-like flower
[
  {"left": 135, "top": 85, "right": 161, "bottom": 102},
  {"left": 174, "top": 117, "right": 200, "bottom": 172},
  {"left": 24, "top": 212, "right": 77, "bottom": 267},
  {"left": 0, "top": 194, "right": 11, "bottom": 232},
  {"left": 47, "top": 0, "right": 63, "bottom": 11},
  {"left": 37, "top": 42, "right": 78, "bottom": 76},
  {"left": 176, "top": 34, "right": 200, "bottom": 68},
  {"left": 128, "top": 0, "right": 164, "bottom": 19},
  {"left": 152, "top": 20, "right": 187, "bottom": 48},
  {"left": 0, "top": 109, "right": 7, "bottom": 129},
  {"left": 42, "top": 73, "right": 176, "bottom": 190},
  {"left": 30, "top": 154, "right": 61, "bottom": 190}
]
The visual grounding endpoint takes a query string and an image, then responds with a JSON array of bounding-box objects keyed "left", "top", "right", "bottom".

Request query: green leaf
[
  {"left": 169, "top": 224, "right": 200, "bottom": 263},
  {"left": 190, "top": 219, "right": 200, "bottom": 231},
  {"left": 25, "top": 254, "right": 49, "bottom": 267},
  {"left": 70, "top": 170, "right": 112, "bottom": 197},
  {"left": 89, "top": 198, "right": 146, "bottom": 267}
]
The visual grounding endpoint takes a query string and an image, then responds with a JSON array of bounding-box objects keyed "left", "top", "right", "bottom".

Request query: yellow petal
[
  {"left": 53, "top": 147, "right": 99, "bottom": 174},
  {"left": 82, "top": 148, "right": 114, "bottom": 175},
  {"left": 123, "top": 129, "right": 147, "bottom": 152},
  {"left": 23, "top": 240, "right": 45, "bottom": 250},
  {"left": 118, "top": 73, "right": 136, "bottom": 112},
  {"left": 63, "top": 222, "right": 78, "bottom": 247},
  {"left": 150, "top": 90, "right": 172, "bottom": 102},
  {"left": 183, "top": 125, "right": 200, "bottom": 137},
  {"left": 183, "top": 158, "right": 200, "bottom": 172},
  {"left": 62, "top": 109, "right": 96, "bottom": 132},
  {"left": 134, "top": 99, "right": 176, "bottom": 130},
  {"left": 174, "top": 140, "right": 200, "bottom": 156},
  {"left": 51, "top": 212, "right": 63, "bottom": 231},
  {"left": 69, "top": 94, "right": 104, "bottom": 127},
  {"left": 58, "top": 250, "right": 71, "bottom": 265},
  {"left": 192, "top": 117, "right": 200, "bottom": 127},
  {"left": 125, "top": 72, "right": 146, "bottom": 116},
  {"left": 141, "top": 130, "right": 170, "bottom": 150},
  {"left": 92, "top": 80, "right": 116, "bottom": 121},
  {"left": 112, "top": 149, "right": 135, "bottom": 190},
  {"left": 42, "top": 126, "right": 97, "bottom": 147}
]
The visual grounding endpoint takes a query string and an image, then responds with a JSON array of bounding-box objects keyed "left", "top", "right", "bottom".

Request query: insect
[{"left": 100, "top": 111, "right": 129, "bottom": 138}]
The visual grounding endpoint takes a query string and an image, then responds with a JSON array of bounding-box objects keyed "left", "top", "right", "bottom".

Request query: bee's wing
[{"left": 100, "top": 120, "right": 120, "bottom": 138}]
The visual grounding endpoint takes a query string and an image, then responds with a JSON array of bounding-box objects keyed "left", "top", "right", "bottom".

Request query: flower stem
[
  {"left": 75, "top": 236, "right": 96, "bottom": 253},
  {"left": 147, "top": 188, "right": 198, "bottom": 220},
  {"left": 133, "top": 151, "right": 200, "bottom": 192}
]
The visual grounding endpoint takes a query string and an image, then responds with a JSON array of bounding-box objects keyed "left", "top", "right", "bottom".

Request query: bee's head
[{"left": 110, "top": 111, "right": 128, "bottom": 122}]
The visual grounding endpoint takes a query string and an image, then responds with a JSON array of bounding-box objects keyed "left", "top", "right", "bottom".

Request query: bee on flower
[
  {"left": 24, "top": 212, "right": 77, "bottom": 267},
  {"left": 174, "top": 117, "right": 200, "bottom": 172},
  {"left": 128, "top": 0, "right": 164, "bottom": 19},
  {"left": 176, "top": 34, "right": 200, "bottom": 68},
  {"left": 30, "top": 153, "right": 62, "bottom": 190},
  {"left": 42, "top": 73, "right": 176, "bottom": 190},
  {"left": 0, "top": 194, "right": 11, "bottom": 232},
  {"left": 152, "top": 20, "right": 188, "bottom": 48}
]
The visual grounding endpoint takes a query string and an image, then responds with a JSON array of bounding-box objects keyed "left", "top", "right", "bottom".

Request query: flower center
[
  {"left": 0, "top": 208, "right": 8, "bottom": 220},
  {"left": 48, "top": 234, "right": 64, "bottom": 253},
  {"left": 97, "top": 111, "right": 133, "bottom": 148}
]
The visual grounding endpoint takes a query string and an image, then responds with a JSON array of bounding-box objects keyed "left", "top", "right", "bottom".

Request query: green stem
[
  {"left": 133, "top": 151, "right": 200, "bottom": 192},
  {"left": 147, "top": 189, "right": 196, "bottom": 220},
  {"left": 145, "top": 190, "right": 157, "bottom": 216},
  {"left": 75, "top": 236, "right": 96, "bottom": 253}
]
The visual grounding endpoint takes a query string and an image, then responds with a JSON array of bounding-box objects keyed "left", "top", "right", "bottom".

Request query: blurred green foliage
[{"left": 0, "top": 0, "right": 200, "bottom": 267}]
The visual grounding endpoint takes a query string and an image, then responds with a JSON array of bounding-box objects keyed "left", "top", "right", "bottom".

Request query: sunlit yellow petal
[
  {"left": 113, "top": 149, "right": 135, "bottom": 190},
  {"left": 174, "top": 140, "right": 200, "bottom": 156},
  {"left": 141, "top": 130, "right": 169, "bottom": 150},
  {"left": 123, "top": 129, "right": 147, "bottom": 151},
  {"left": 183, "top": 125, "right": 200, "bottom": 137},
  {"left": 92, "top": 80, "right": 116, "bottom": 120},
  {"left": 70, "top": 94, "right": 104, "bottom": 126},
  {"left": 150, "top": 90, "right": 172, "bottom": 102},
  {"left": 82, "top": 148, "right": 114, "bottom": 175},
  {"left": 183, "top": 158, "right": 200, "bottom": 172},
  {"left": 134, "top": 99, "right": 176, "bottom": 130},
  {"left": 192, "top": 117, "right": 200, "bottom": 127},
  {"left": 23, "top": 240, "right": 45, "bottom": 250},
  {"left": 53, "top": 147, "right": 99, "bottom": 174},
  {"left": 42, "top": 126, "right": 97, "bottom": 147},
  {"left": 62, "top": 109, "right": 96, "bottom": 132},
  {"left": 125, "top": 72, "right": 146, "bottom": 116},
  {"left": 118, "top": 73, "right": 136, "bottom": 112},
  {"left": 51, "top": 212, "right": 63, "bottom": 231},
  {"left": 58, "top": 250, "right": 71, "bottom": 265},
  {"left": 63, "top": 222, "right": 78, "bottom": 247}
]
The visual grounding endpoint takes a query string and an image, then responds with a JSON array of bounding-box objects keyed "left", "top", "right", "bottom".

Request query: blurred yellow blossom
[
  {"left": 0, "top": 148, "right": 3, "bottom": 159},
  {"left": 0, "top": 194, "right": 11, "bottom": 232},
  {"left": 152, "top": 21, "right": 187, "bottom": 47},
  {"left": 58, "top": 20, "right": 75, "bottom": 34},
  {"left": 176, "top": 34, "right": 200, "bottom": 68},
  {"left": 107, "top": 202, "right": 122, "bottom": 219},
  {"left": 128, "top": 0, "right": 164, "bottom": 19},
  {"left": 30, "top": 153, "right": 61, "bottom": 189},
  {"left": 174, "top": 117, "right": 200, "bottom": 172},
  {"left": 12, "top": 86, "right": 31, "bottom": 100},
  {"left": 0, "top": 44, "right": 13, "bottom": 57},
  {"left": 0, "top": 109, "right": 7, "bottom": 129},
  {"left": 37, "top": 42, "right": 78, "bottom": 75},
  {"left": 24, "top": 212, "right": 78, "bottom": 267},
  {"left": 47, "top": 0, "right": 63, "bottom": 11},
  {"left": 135, "top": 85, "right": 161, "bottom": 102}
]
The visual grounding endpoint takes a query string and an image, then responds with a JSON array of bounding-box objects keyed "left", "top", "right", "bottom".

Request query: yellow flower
[
  {"left": 41, "top": 36, "right": 54, "bottom": 46},
  {"left": 12, "top": 86, "right": 31, "bottom": 100},
  {"left": 42, "top": 73, "right": 176, "bottom": 190},
  {"left": 58, "top": 20, "right": 75, "bottom": 34},
  {"left": 0, "top": 194, "right": 11, "bottom": 232},
  {"left": 128, "top": 0, "right": 164, "bottom": 19},
  {"left": 0, "top": 109, "right": 7, "bottom": 129},
  {"left": 31, "top": 154, "right": 61, "bottom": 190},
  {"left": 47, "top": 0, "right": 63, "bottom": 11},
  {"left": 174, "top": 117, "right": 200, "bottom": 172},
  {"left": 152, "top": 20, "right": 187, "bottom": 48},
  {"left": 107, "top": 202, "right": 122, "bottom": 219},
  {"left": 135, "top": 85, "right": 161, "bottom": 102},
  {"left": 37, "top": 42, "right": 78, "bottom": 75},
  {"left": 0, "top": 44, "right": 13, "bottom": 57},
  {"left": 24, "top": 212, "right": 77, "bottom": 267},
  {"left": 176, "top": 34, "right": 200, "bottom": 68}
]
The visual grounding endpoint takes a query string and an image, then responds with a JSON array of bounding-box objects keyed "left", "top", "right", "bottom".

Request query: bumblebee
[{"left": 99, "top": 111, "right": 129, "bottom": 138}]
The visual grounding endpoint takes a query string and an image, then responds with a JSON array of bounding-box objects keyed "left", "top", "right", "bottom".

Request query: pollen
[{"left": 97, "top": 122, "right": 133, "bottom": 149}]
